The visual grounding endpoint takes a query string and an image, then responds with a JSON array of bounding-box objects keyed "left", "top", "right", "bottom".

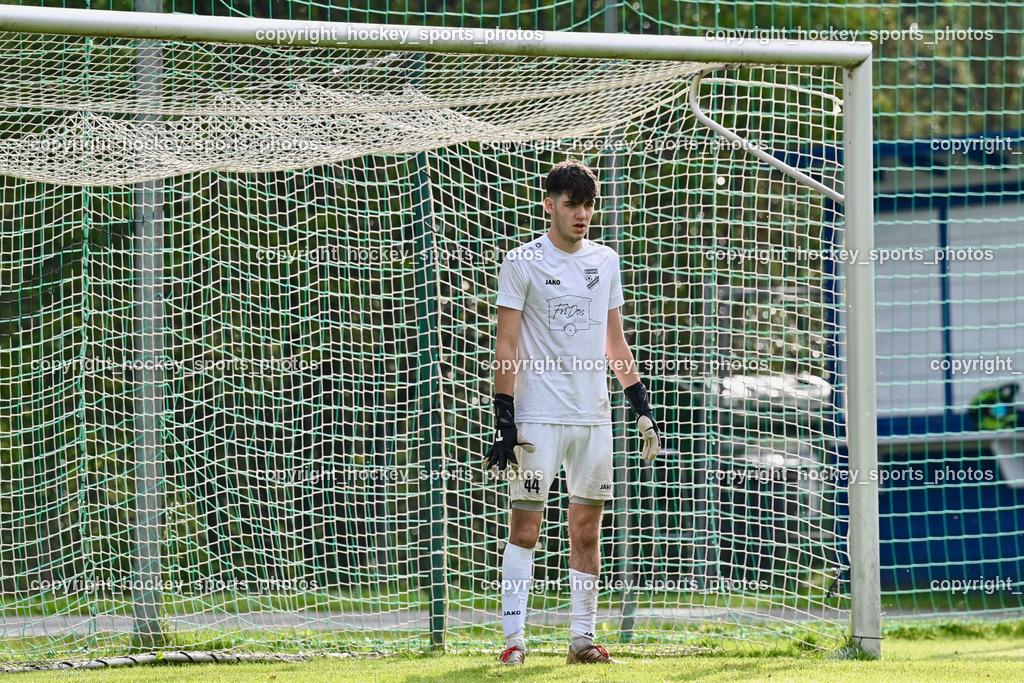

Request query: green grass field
[{"left": 8, "top": 622, "right": 1024, "bottom": 682}]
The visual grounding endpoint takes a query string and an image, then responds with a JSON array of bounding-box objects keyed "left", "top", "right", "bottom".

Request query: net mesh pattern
[
  {"left": 0, "top": 35, "right": 702, "bottom": 184},
  {"left": 0, "top": 30, "right": 849, "bottom": 666}
]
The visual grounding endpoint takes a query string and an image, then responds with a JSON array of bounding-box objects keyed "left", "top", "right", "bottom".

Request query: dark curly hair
[{"left": 544, "top": 160, "right": 599, "bottom": 204}]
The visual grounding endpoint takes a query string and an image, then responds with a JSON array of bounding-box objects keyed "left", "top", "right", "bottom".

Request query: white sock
[
  {"left": 569, "top": 568, "right": 599, "bottom": 645},
  {"left": 501, "top": 542, "right": 534, "bottom": 648}
]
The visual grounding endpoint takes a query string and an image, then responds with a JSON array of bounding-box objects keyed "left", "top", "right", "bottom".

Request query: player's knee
[
  {"left": 569, "top": 526, "right": 600, "bottom": 551},
  {"left": 509, "top": 529, "right": 540, "bottom": 548},
  {"left": 509, "top": 504, "right": 543, "bottom": 547},
  {"left": 565, "top": 507, "right": 602, "bottom": 548},
  {"left": 509, "top": 526, "right": 540, "bottom": 548}
]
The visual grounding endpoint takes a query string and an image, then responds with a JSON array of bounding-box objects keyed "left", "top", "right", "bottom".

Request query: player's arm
[
  {"left": 494, "top": 305, "right": 522, "bottom": 396},
  {"left": 606, "top": 307, "right": 661, "bottom": 462},
  {"left": 605, "top": 307, "right": 640, "bottom": 388},
  {"left": 484, "top": 306, "right": 535, "bottom": 473}
]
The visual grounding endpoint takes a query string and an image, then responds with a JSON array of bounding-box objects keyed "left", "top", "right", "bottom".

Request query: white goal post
[{"left": 0, "top": 4, "right": 879, "bottom": 667}]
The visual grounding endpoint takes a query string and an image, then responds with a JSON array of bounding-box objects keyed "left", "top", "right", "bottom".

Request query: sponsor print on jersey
[
  {"left": 584, "top": 268, "right": 600, "bottom": 290},
  {"left": 547, "top": 295, "right": 601, "bottom": 337}
]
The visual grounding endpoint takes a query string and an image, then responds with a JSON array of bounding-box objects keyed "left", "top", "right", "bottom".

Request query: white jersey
[{"left": 496, "top": 234, "right": 625, "bottom": 425}]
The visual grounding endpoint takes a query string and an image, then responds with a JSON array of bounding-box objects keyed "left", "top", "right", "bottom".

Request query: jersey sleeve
[
  {"left": 608, "top": 252, "right": 625, "bottom": 309},
  {"left": 496, "top": 256, "right": 529, "bottom": 311}
]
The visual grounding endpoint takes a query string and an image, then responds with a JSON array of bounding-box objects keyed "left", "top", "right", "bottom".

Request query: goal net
[{"left": 0, "top": 10, "right": 874, "bottom": 668}]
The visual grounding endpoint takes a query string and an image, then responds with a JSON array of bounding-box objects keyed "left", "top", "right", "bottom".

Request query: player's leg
[
  {"left": 500, "top": 423, "right": 562, "bottom": 665},
  {"left": 568, "top": 501, "right": 603, "bottom": 642},
  {"left": 500, "top": 506, "right": 540, "bottom": 665},
  {"left": 563, "top": 423, "right": 618, "bottom": 664}
]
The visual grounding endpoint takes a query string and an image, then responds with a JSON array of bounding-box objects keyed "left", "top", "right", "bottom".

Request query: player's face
[{"left": 544, "top": 192, "right": 595, "bottom": 251}]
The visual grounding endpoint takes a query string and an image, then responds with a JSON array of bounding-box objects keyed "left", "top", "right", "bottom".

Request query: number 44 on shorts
[{"left": 495, "top": 466, "right": 544, "bottom": 493}]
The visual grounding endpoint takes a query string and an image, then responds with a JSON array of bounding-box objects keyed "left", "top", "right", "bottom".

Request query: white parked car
[{"left": 718, "top": 372, "right": 832, "bottom": 413}]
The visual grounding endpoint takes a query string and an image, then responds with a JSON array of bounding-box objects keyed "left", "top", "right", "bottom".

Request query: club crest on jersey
[{"left": 584, "top": 268, "right": 600, "bottom": 290}]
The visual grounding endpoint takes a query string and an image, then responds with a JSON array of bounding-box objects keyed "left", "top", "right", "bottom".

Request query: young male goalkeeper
[{"left": 485, "top": 160, "right": 661, "bottom": 666}]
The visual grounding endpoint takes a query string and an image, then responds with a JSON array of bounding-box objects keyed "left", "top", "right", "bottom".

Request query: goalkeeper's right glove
[
  {"left": 484, "top": 393, "right": 535, "bottom": 475},
  {"left": 624, "top": 381, "right": 662, "bottom": 462}
]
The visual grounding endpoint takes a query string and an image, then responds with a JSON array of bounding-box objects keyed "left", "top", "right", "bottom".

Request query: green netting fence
[{"left": 0, "top": 0, "right": 1021, "bottom": 669}]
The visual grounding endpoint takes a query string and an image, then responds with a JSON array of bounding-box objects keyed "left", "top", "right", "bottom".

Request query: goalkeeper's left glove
[{"left": 624, "top": 381, "right": 661, "bottom": 462}]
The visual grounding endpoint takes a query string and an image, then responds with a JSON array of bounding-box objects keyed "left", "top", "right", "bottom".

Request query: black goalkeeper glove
[
  {"left": 624, "top": 381, "right": 662, "bottom": 462},
  {"left": 484, "top": 394, "right": 535, "bottom": 474}
]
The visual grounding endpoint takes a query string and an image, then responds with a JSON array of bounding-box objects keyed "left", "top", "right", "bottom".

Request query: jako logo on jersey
[
  {"left": 503, "top": 610, "right": 521, "bottom": 616},
  {"left": 545, "top": 279, "right": 561, "bottom": 285},
  {"left": 600, "top": 484, "right": 612, "bottom": 490}
]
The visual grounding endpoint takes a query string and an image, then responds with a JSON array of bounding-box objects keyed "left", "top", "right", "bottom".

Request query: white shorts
[{"left": 507, "top": 422, "right": 614, "bottom": 505}]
